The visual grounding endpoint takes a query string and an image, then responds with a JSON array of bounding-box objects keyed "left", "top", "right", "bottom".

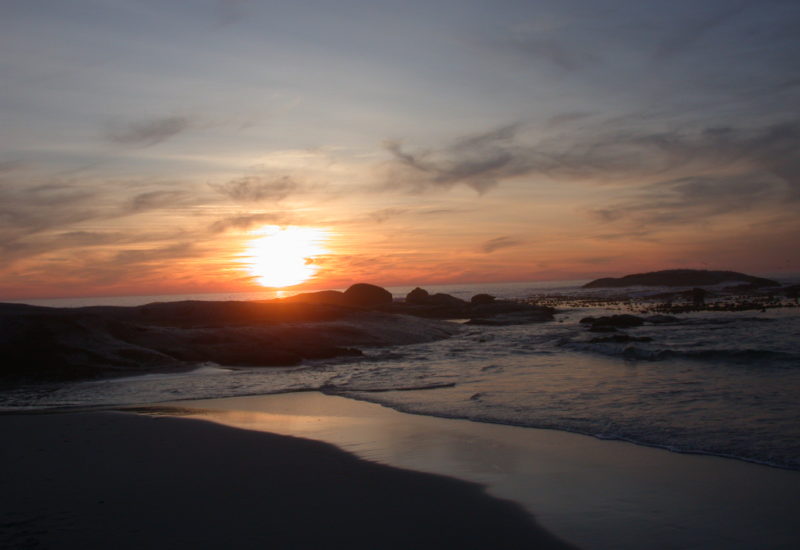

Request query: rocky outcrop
[
  {"left": 390, "top": 287, "right": 554, "bottom": 324},
  {"left": 0, "top": 300, "right": 457, "bottom": 385},
  {"left": 470, "top": 293, "right": 496, "bottom": 305},
  {"left": 589, "top": 334, "right": 653, "bottom": 343},
  {"left": 579, "top": 314, "right": 645, "bottom": 329},
  {"left": 283, "top": 283, "right": 393, "bottom": 308},
  {"left": 583, "top": 269, "right": 779, "bottom": 289},
  {"left": 406, "top": 287, "right": 430, "bottom": 304},
  {"left": 343, "top": 283, "right": 394, "bottom": 307},
  {"left": 288, "top": 283, "right": 554, "bottom": 324}
]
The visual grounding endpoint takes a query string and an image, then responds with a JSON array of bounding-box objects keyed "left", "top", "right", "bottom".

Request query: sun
[{"left": 241, "top": 226, "right": 329, "bottom": 288}]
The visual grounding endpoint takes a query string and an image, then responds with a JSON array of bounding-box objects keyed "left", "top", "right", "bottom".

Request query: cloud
[
  {"left": 0, "top": 160, "right": 25, "bottom": 173},
  {"left": 387, "top": 119, "right": 800, "bottom": 198},
  {"left": 588, "top": 174, "right": 779, "bottom": 228},
  {"left": 106, "top": 116, "right": 190, "bottom": 147},
  {"left": 368, "top": 208, "right": 407, "bottom": 224},
  {"left": 214, "top": 175, "right": 299, "bottom": 202},
  {"left": 213, "top": 0, "right": 251, "bottom": 27},
  {"left": 383, "top": 124, "right": 531, "bottom": 193},
  {"left": 546, "top": 112, "right": 594, "bottom": 128},
  {"left": 113, "top": 242, "right": 200, "bottom": 265},
  {"left": 654, "top": 2, "right": 752, "bottom": 60},
  {"left": 127, "top": 190, "right": 191, "bottom": 212},
  {"left": 507, "top": 32, "right": 598, "bottom": 72},
  {"left": 209, "top": 212, "right": 290, "bottom": 233},
  {"left": 481, "top": 236, "right": 523, "bottom": 254}
]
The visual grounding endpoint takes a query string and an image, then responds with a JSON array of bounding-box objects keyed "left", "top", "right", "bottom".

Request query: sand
[
  {"left": 4, "top": 391, "right": 800, "bottom": 549},
  {"left": 154, "top": 392, "right": 800, "bottom": 550},
  {"left": 0, "top": 410, "right": 573, "bottom": 549}
]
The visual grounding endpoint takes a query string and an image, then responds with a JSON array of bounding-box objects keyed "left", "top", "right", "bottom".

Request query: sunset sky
[{"left": 2, "top": 0, "right": 799, "bottom": 299}]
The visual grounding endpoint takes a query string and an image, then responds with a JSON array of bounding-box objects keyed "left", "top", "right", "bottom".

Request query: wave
[
  {"left": 336, "top": 391, "right": 800, "bottom": 471},
  {"left": 563, "top": 339, "right": 800, "bottom": 366}
]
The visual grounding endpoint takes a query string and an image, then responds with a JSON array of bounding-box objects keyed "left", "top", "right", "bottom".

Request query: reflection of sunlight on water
[{"left": 240, "top": 226, "right": 329, "bottom": 288}]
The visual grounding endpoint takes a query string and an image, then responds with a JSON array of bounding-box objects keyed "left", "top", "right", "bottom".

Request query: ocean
[{"left": 3, "top": 278, "right": 800, "bottom": 470}]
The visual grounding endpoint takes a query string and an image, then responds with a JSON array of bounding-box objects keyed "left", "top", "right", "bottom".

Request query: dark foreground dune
[{"left": 0, "top": 412, "right": 575, "bottom": 550}]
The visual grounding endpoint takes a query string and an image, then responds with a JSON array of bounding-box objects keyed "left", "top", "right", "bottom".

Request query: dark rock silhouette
[
  {"left": 427, "top": 293, "right": 467, "bottom": 307},
  {"left": 282, "top": 289, "right": 346, "bottom": 306},
  {"left": 285, "top": 283, "right": 394, "bottom": 308},
  {"left": 406, "top": 287, "right": 430, "bottom": 304},
  {"left": 470, "top": 293, "right": 496, "bottom": 305},
  {"left": 590, "top": 334, "right": 653, "bottom": 343},
  {"left": 583, "top": 269, "right": 779, "bottom": 289},
  {"left": 692, "top": 287, "right": 707, "bottom": 307},
  {"left": 580, "top": 314, "right": 645, "bottom": 328},
  {"left": 645, "top": 315, "right": 680, "bottom": 324},
  {"left": 0, "top": 299, "right": 456, "bottom": 385},
  {"left": 384, "top": 287, "right": 553, "bottom": 324},
  {"left": 343, "top": 283, "right": 394, "bottom": 307}
]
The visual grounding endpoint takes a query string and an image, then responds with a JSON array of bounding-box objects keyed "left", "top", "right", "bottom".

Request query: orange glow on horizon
[{"left": 240, "top": 226, "right": 330, "bottom": 288}]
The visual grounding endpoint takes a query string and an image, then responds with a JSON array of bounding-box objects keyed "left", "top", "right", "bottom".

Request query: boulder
[
  {"left": 406, "top": 287, "right": 430, "bottom": 304},
  {"left": 583, "top": 314, "right": 645, "bottom": 328},
  {"left": 343, "top": 283, "right": 394, "bottom": 308},
  {"left": 470, "top": 293, "right": 496, "bottom": 305},
  {"left": 427, "top": 293, "right": 467, "bottom": 307},
  {"left": 590, "top": 334, "right": 653, "bottom": 343},
  {"left": 645, "top": 315, "right": 680, "bottom": 324}
]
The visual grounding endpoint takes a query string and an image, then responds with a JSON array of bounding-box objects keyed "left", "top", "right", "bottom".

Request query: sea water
[{"left": 2, "top": 279, "right": 800, "bottom": 470}]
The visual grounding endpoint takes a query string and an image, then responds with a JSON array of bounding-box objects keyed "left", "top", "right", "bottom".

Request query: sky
[{"left": 2, "top": 0, "right": 799, "bottom": 299}]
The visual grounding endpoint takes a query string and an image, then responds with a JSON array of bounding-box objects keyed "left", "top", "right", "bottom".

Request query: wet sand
[
  {"left": 0, "top": 410, "right": 572, "bottom": 549},
  {"left": 4, "top": 391, "right": 800, "bottom": 549},
  {"left": 158, "top": 392, "right": 800, "bottom": 550}
]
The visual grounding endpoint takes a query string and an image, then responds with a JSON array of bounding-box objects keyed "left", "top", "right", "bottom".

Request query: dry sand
[{"left": 0, "top": 411, "right": 573, "bottom": 549}]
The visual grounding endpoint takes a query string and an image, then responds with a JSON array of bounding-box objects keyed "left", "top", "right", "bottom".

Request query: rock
[
  {"left": 283, "top": 290, "right": 346, "bottom": 306},
  {"left": 470, "top": 293, "right": 496, "bottom": 305},
  {"left": 583, "top": 269, "right": 779, "bottom": 289},
  {"left": 427, "top": 293, "right": 467, "bottom": 307},
  {"left": 590, "top": 334, "right": 653, "bottom": 343},
  {"left": 645, "top": 315, "right": 680, "bottom": 324},
  {"left": 585, "top": 314, "right": 645, "bottom": 328},
  {"left": 406, "top": 287, "right": 430, "bottom": 304},
  {"left": 588, "top": 326, "right": 617, "bottom": 333},
  {"left": 343, "top": 283, "right": 394, "bottom": 308}
]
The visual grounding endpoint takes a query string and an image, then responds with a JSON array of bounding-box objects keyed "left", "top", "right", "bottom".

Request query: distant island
[{"left": 583, "top": 269, "right": 780, "bottom": 289}]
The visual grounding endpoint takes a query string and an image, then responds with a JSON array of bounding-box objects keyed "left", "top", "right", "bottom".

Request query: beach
[
  {"left": 0, "top": 405, "right": 572, "bottom": 550},
  {"left": 3, "top": 392, "right": 800, "bottom": 549}
]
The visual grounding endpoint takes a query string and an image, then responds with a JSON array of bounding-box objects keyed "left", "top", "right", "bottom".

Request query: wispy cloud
[
  {"left": 214, "top": 175, "right": 299, "bottom": 202},
  {"left": 386, "top": 119, "right": 800, "bottom": 197},
  {"left": 106, "top": 116, "right": 191, "bottom": 147},
  {"left": 589, "top": 175, "right": 779, "bottom": 228},
  {"left": 383, "top": 124, "right": 529, "bottom": 193},
  {"left": 368, "top": 208, "right": 407, "bottom": 224},
  {"left": 127, "top": 190, "right": 192, "bottom": 212},
  {"left": 481, "top": 236, "right": 523, "bottom": 254},
  {"left": 209, "top": 212, "right": 291, "bottom": 233},
  {"left": 654, "top": 2, "right": 751, "bottom": 60}
]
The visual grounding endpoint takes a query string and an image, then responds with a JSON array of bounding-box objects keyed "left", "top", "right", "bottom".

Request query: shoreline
[
  {"left": 3, "top": 391, "right": 800, "bottom": 548},
  {"left": 1, "top": 408, "right": 572, "bottom": 549},
  {"left": 151, "top": 392, "right": 800, "bottom": 550}
]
